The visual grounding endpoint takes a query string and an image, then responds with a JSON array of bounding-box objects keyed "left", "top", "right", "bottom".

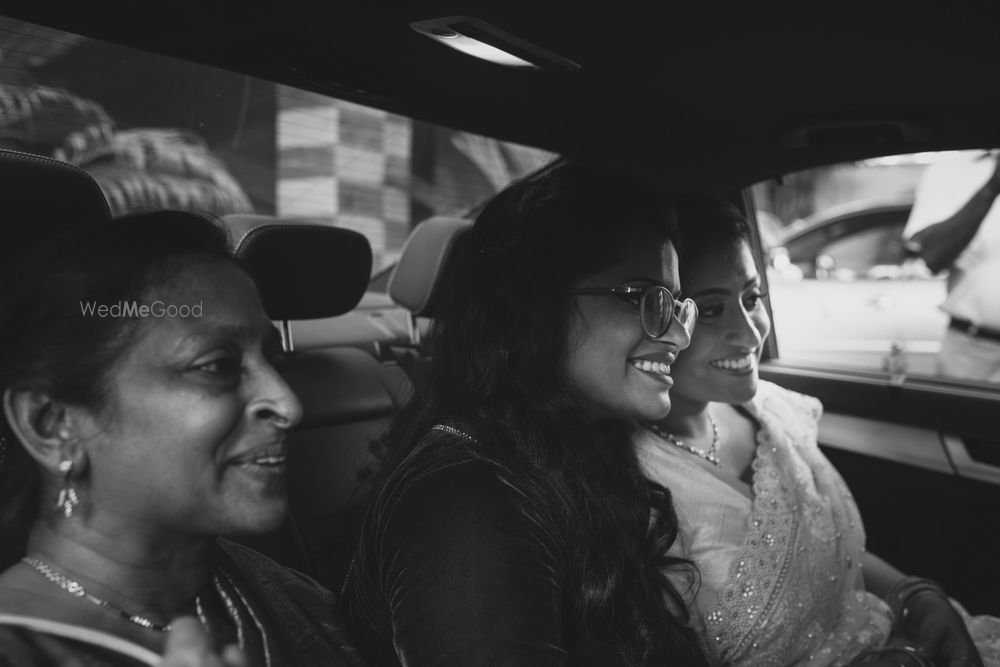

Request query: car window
[
  {"left": 754, "top": 149, "right": 1000, "bottom": 387},
  {"left": 0, "top": 15, "right": 557, "bottom": 277}
]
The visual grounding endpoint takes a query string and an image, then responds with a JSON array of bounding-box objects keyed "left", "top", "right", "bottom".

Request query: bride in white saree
[{"left": 636, "top": 196, "right": 999, "bottom": 667}]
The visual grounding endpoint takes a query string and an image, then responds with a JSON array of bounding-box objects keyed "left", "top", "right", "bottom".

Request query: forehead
[
  {"left": 154, "top": 257, "right": 256, "bottom": 304},
  {"left": 584, "top": 235, "right": 678, "bottom": 286},
  {"left": 685, "top": 240, "right": 757, "bottom": 290},
  {"left": 131, "top": 259, "right": 272, "bottom": 348}
]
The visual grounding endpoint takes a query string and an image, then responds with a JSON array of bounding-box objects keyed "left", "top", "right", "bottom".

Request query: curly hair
[{"left": 370, "top": 161, "right": 708, "bottom": 665}]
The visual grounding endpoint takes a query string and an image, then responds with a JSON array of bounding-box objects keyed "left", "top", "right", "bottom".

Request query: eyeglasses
[{"left": 565, "top": 284, "right": 698, "bottom": 340}]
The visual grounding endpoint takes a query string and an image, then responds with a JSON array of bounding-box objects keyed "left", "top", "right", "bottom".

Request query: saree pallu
[{"left": 637, "top": 381, "right": 1000, "bottom": 666}]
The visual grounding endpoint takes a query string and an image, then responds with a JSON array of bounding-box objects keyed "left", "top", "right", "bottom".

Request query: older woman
[
  {"left": 0, "top": 211, "right": 364, "bottom": 666},
  {"left": 635, "top": 195, "right": 998, "bottom": 667}
]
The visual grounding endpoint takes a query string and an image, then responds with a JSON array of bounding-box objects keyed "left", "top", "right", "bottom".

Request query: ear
[{"left": 3, "top": 385, "right": 86, "bottom": 474}]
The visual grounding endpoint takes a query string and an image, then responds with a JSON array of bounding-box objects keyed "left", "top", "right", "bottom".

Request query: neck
[
  {"left": 24, "top": 516, "right": 214, "bottom": 620},
  {"left": 655, "top": 395, "right": 714, "bottom": 438}
]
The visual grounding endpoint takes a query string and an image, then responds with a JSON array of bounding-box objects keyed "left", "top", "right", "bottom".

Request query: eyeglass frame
[{"left": 564, "top": 284, "right": 698, "bottom": 340}]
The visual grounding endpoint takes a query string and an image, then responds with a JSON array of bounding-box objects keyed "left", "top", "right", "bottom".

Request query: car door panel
[
  {"left": 760, "top": 361, "right": 1000, "bottom": 614},
  {"left": 818, "top": 412, "right": 952, "bottom": 474},
  {"left": 942, "top": 435, "right": 1000, "bottom": 486}
]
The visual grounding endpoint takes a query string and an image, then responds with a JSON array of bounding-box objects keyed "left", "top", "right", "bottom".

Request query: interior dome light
[{"left": 411, "top": 16, "right": 579, "bottom": 71}]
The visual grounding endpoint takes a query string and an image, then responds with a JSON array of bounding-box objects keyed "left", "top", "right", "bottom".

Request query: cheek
[
  {"left": 119, "top": 393, "right": 243, "bottom": 458},
  {"left": 753, "top": 309, "right": 772, "bottom": 342},
  {"left": 562, "top": 309, "right": 639, "bottom": 392},
  {"left": 174, "top": 399, "right": 244, "bottom": 447},
  {"left": 674, "top": 332, "right": 711, "bottom": 373}
]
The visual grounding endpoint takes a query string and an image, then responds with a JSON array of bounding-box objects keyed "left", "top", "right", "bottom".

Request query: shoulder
[
  {"left": 352, "top": 443, "right": 566, "bottom": 591},
  {"left": 751, "top": 380, "right": 822, "bottom": 426},
  {"left": 370, "top": 429, "right": 542, "bottom": 534},
  {"left": 218, "top": 539, "right": 328, "bottom": 590},
  {"left": 383, "top": 457, "right": 547, "bottom": 552},
  {"left": 216, "top": 539, "right": 343, "bottom": 622}
]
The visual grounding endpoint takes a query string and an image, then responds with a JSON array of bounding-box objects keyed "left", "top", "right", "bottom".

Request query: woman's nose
[
  {"left": 653, "top": 311, "right": 692, "bottom": 350},
  {"left": 251, "top": 362, "right": 304, "bottom": 429},
  {"left": 727, "top": 307, "right": 765, "bottom": 348}
]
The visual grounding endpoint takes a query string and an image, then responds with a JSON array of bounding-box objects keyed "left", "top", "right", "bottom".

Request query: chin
[
  {"left": 725, "top": 378, "right": 759, "bottom": 404},
  {"left": 225, "top": 501, "right": 288, "bottom": 537},
  {"left": 635, "top": 394, "right": 672, "bottom": 421}
]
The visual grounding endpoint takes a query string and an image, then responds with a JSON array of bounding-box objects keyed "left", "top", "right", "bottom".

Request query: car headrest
[
  {"left": 388, "top": 216, "right": 472, "bottom": 318},
  {"left": 0, "top": 148, "right": 111, "bottom": 270},
  {"left": 224, "top": 214, "right": 372, "bottom": 321}
]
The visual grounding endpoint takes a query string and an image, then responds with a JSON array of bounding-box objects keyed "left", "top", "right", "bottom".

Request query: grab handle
[{"left": 942, "top": 435, "right": 1000, "bottom": 486}]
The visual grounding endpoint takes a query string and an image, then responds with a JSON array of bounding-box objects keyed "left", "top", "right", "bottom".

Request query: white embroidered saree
[{"left": 636, "top": 381, "right": 999, "bottom": 666}]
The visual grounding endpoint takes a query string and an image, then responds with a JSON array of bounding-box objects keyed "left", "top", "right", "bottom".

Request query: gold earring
[{"left": 55, "top": 459, "right": 79, "bottom": 518}]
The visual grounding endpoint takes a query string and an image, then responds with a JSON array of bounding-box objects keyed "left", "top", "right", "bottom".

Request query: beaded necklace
[{"left": 641, "top": 413, "right": 723, "bottom": 467}]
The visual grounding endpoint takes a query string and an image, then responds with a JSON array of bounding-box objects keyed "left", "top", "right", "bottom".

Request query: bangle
[
  {"left": 853, "top": 644, "right": 934, "bottom": 667},
  {"left": 884, "top": 576, "right": 947, "bottom": 628},
  {"left": 884, "top": 644, "right": 935, "bottom": 667}
]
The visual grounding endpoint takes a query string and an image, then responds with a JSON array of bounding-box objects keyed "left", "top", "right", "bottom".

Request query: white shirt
[{"left": 904, "top": 150, "right": 1000, "bottom": 327}]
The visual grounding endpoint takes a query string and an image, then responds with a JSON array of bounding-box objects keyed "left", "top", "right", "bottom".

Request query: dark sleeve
[
  {"left": 359, "top": 461, "right": 570, "bottom": 667},
  {"left": 0, "top": 626, "right": 39, "bottom": 667},
  {"left": 0, "top": 625, "right": 132, "bottom": 667}
]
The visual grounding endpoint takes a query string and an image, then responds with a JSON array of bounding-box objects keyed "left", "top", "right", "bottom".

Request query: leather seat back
[
  {"left": 227, "top": 215, "right": 412, "bottom": 589},
  {"left": 386, "top": 216, "right": 472, "bottom": 378},
  {"left": 0, "top": 148, "right": 110, "bottom": 270}
]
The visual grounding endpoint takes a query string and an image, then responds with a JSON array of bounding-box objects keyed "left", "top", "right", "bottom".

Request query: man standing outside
[{"left": 903, "top": 149, "right": 1000, "bottom": 382}]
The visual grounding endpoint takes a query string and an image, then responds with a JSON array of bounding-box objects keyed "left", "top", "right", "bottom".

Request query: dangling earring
[{"left": 55, "top": 459, "right": 79, "bottom": 518}]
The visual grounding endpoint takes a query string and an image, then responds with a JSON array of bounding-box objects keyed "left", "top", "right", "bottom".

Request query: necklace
[
  {"left": 22, "top": 557, "right": 176, "bottom": 632},
  {"left": 431, "top": 423, "right": 478, "bottom": 443},
  {"left": 642, "top": 413, "right": 722, "bottom": 467},
  {"left": 23, "top": 557, "right": 271, "bottom": 665}
]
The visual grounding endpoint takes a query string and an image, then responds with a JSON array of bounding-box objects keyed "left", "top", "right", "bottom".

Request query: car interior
[{"left": 1, "top": 2, "right": 998, "bottom": 616}]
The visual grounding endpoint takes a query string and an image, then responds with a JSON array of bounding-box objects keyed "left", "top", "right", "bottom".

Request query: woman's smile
[
  {"left": 709, "top": 351, "right": 757, "bottom": 375},
  {"left": 629, "top": 353, "right": 676, "bottom": 384},
  {"left": 226, "top": 438, "right": 289, "bottom": 478}
]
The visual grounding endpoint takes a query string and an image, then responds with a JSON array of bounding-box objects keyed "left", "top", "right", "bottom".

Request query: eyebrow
[
  {"left": 691, "top": 276, "right": 760, "bottom": 298},
  {"left": 177, "top": 322, "right": 276, "bottom": 348}
]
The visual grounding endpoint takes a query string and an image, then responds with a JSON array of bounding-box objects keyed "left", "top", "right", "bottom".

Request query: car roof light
[{"left": 411, "top": 16, "right": 580, "bottom": 71}]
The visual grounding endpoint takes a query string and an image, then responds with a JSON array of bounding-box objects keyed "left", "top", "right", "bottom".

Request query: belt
[{"left": 949, "top": 317, "right": 1000, "bottom": 343}]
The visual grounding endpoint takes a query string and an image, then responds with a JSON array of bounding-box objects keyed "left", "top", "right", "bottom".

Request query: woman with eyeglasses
[
  {"left": 342, "top": 161, "right": 709, "bottom": 666},
  {"left": 634, "top": 195, "right": 999, "bottom": 667}
]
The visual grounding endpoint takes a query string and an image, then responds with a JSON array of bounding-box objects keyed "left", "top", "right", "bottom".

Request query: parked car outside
[{"left": 765, "top": 194, "right": 947, "bottom": 376}]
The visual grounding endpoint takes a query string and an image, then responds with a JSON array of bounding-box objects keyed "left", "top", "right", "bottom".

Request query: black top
[{"left": 341, "top": 433, "right": 629, "bottom": 666}]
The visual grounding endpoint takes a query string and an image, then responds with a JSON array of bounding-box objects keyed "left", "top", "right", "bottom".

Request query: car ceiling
[{"left": 6, "top": 2, "right": 1000, "bottom": 193}]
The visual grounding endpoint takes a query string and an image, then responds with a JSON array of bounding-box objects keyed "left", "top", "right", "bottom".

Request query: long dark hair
[
  {"left": 0, "top": 211, "right": 234, "bottom": 571},
  {"left": 371, "top": 161, "right": 707, "bottom": 664}
]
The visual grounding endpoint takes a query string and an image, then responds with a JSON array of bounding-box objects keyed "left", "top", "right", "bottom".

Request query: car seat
[
  {"left": 0, "top": 148, "right": 111, "bottom": 270},
  {"left": 386, "top": 216, "right": 472, "bottom": 378},
  {"left": 226, "top": 214, "right": 412, "bottom": 590}
]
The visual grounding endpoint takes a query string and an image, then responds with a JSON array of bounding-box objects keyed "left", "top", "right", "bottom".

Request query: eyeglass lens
[{"left": 640, "top": 287, "right": 697, "bottom": 338}]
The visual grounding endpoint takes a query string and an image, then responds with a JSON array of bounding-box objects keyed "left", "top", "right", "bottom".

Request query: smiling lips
[
  {"left": 229, "top": 442, "right": 288, "bottom": 469},
  {"left": 630, "top": 356, "right": 674, "bottom": 383},
  {"left": 710, "top": 352, "right": 756, "bottom": 373}
]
